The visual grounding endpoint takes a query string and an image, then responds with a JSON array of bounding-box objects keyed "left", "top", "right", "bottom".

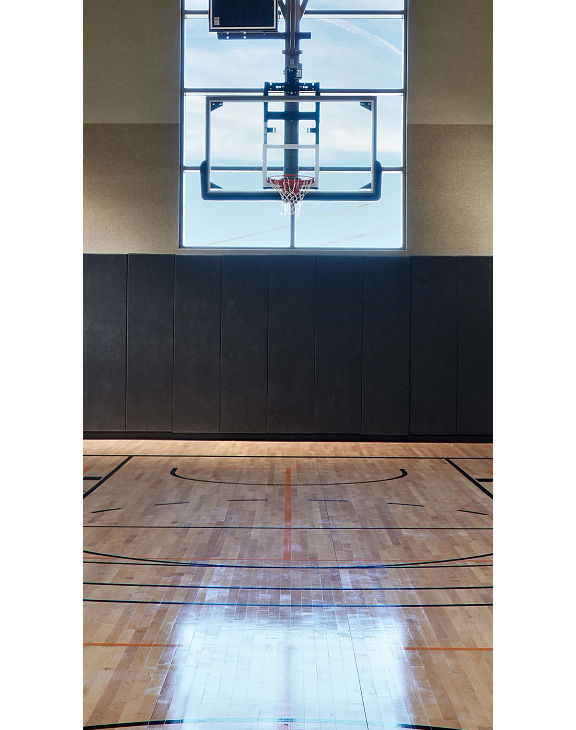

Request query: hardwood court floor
[{"left": 83, "top": 441, "right": 493, "bottom": 730}]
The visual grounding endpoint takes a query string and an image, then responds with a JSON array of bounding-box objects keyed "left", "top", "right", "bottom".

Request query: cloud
[{"left": 320, "top": 18, "right": 402, "bottom": 56}]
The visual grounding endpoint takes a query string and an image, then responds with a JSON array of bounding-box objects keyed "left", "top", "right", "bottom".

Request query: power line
[{"left": 202, "top": 202, "right": 372, "bottom": 246}]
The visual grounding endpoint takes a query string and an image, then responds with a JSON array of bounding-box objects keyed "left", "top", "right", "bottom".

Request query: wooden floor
[{"left": 83, "top": 440, "right": 493, "bottom": 730}]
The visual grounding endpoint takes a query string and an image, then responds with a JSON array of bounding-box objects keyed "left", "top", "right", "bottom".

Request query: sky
[{"left": 182, "top": 4, "right": 405, "bottom": 248}]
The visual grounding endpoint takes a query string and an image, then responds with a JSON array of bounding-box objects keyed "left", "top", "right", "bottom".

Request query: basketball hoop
[{"left": 267, "top": 175, "right": 315, "bottom": 216}]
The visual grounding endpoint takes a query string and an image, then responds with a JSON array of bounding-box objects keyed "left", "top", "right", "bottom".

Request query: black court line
[
  {"left": 84, "top": 598, "right": 493, "bottom": 608},
  {"left": 445, "top": 458, "right": 493, "bottom": 499},
  {"left": 83, "top": 456, "right": 133, "bottom": 499},
  {"left": 84, "top": 560, "right": 494, "bottom": 569},
  {"left": 228, "top": 498, "right": 268, "bottom": 502},
  {"left": 83, "top": 549, "right": 493, "bottom": 569},
  {"left": 458, "top": 509, "right": 490, "bottom": 516},
  {"left": 85, "top": 581, "right": 492, "bottom": 591},
  {"left": 84, "top": 524, "right": 492, "bottom": 531},
  {"left": 155, "top": 501, "right": 190, "bottom": 506},
  {"left": 83, "top": 720, "right": 465, "bottom": 730},
  {"left": 387, "top": 502, "right": 424, "bottom": 507},
  {"left": 170, "top": 466, "right": 408, "bottom": 485},
  {"left": 90, "top": 508, "right": 122, "bottom": 514},
  {"left": 477, "top": 478, "right": 493, "bottom": 482},
  {"left": 85, "top": 454, "right": 493, "bottom": 460},
  {"left": 83, "top": 476, "right": 102, "bottom": 481}
]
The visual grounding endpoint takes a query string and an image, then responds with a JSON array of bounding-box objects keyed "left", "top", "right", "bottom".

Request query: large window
[{"left": 181, "top": 1, "right": 406, "bottom": 249}]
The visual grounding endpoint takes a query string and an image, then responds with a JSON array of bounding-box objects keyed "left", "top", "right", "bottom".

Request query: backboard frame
[{"left": 200, "top": 94, "right": 382, "bottom": 201}]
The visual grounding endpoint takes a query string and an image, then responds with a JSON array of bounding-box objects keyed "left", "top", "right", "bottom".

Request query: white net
[{"left": 267, "top": 175, "right": 315, "bottom": 216}]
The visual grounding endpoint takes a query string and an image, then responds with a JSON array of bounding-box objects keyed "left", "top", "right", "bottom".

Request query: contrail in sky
[{"left": 322, "top": 18, "right": 402, "bottom": 56}]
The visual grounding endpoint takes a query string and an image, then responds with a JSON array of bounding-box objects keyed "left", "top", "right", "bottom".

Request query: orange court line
[
  {"left": 404, "top": 647, "right": 492, "bottom": 651},
  {"left": 84, "top": 642, "right": 181, "bottom": 647},
  {"left": 283, "top": 467, "right": 292, "bottom": 560}
]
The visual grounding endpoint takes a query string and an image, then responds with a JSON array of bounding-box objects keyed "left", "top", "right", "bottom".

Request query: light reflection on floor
[{"left": 155, "top": 606, "right": 411, "bottom": 729}]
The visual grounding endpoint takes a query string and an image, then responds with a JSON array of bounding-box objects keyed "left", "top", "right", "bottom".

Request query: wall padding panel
[
  {"left": 126, "top": 254, "right": 174, "bottom": 431},
  {"left": 84, "top": 254, "right": 493, "bottom": 438},
  {"left": 410, "top": 256, "right": 458, "bottom": 434},
  {"left": 362, "top": 257, "right": 411, "bottom": 434},
  {"left": 457, "top": 256, "right": 493, "bottom": 434},
  {"left": 173, "top": 256, "right": 221, "bottom": 432},
  {"left": 267, "top": 256, "right": 316, "bottom": 433},
  {"left": 220, "top": 256, "right": 269, "bottom": 433},
  {"left": 315, "top": 257, "right": 363, "bottom": 434},
  {"left": 83, "top": 254, "right": 127, "bottom": 431}
]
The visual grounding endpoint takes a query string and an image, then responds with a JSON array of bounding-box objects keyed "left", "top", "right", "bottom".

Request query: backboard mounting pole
[
  {"left": 282, "top": 0, "right": 303, "bottom": 177},
  {"left": 283, "top": 1, "right": 304, "bottom": 243}
]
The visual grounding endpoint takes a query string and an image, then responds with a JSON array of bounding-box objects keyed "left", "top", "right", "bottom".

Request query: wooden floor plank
[{"left": 83, "top": 442, "right": 492, "bottom": 730}]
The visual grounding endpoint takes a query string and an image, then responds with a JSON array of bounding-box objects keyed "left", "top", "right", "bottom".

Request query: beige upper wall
[
  {"left": 84, "top": 0, "right": 180, "bottom": 123},
  {"left": 408, "top": 0, "right": 492, "bottom": 124},
  {"left": 84, "top": 124, "right": 180, "bottom": 253},
  {"left": 407, "top": 124, "right": 492, "bottom": 255}
]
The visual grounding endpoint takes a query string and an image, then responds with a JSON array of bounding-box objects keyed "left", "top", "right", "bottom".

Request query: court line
[
  {"left": 83, "top": 525, "right": 493, "bottom": 530},
  {"left": 83, "top": 719, "right": 465, "bottom": 730},
  {"left": 83, "top": 560, "right": 493, "bottom": 568},
  {"left": 155, "top": 501, "right": 190, "bottom": 506},
  {"left": 84, "top": 598, "right": 493, "bottom": 608},
  {"left": 83, "top": 456, "right": 133, "bottom": 499},
  {"left": 90, "top": 508, "right": 122, "bottom": 514},
  {"left": 84, "top": 642, "right": 180, "bottom": 647},
  {"left": 83, "top": 476, "right": 102, "bottom": 481},
  {"left": 457, "top": 509, "right": 489, "bottom": 516},
  {"left": 84, "top": 581, "right": 492, "bottom": 591},
  {"left": 82, "top": 549, "right": 493, "bottom": 569},
  {"left": 84, "top": 454, "right": 492, "bottom": 460},
  {"left": 445, "top": 458, "right": 493, "bottom": 499},
  {"left": 387, "top": 502, "right": 424, "bottom": 507},
  {"left": 404, "top": 646, "right": 492, "bottom": 651},
  {"left": 170, "top": 466, "right": 408, "bottom": 485}
]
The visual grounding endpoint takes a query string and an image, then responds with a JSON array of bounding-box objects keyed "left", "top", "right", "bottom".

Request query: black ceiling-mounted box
[{"left": 209, "top": 0, "right": 278, "bottom": 32}]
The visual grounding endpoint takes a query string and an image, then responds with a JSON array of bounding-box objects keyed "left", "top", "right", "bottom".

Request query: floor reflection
[{"left": 156, "top": 606, "right": 414, "bottom": 728}]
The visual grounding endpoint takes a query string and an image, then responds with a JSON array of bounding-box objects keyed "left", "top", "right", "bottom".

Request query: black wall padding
[
  {"left": 410, "top": 257, "right": 458, "bottom": 434},
  {"left": 173, "top": 256, "right": 221, "bottom": 432},
  {"left": 362, "top": 257, "right": 411, "bottom": 434},
  {"left": 457, "top": 256, "right": 493, "bottom": 434},
  {"left": 220, "top": 256, "right": 269, "bottom": 433},
  {"left": 83, "top": 254, "right": 127, "bottom": 431},
  {"left": 126, "top": 254, "right": 174, "bottom": 431},
  {"left": 315, "top": 257, "right": 363, "bottom": 434},
  {"left": 267, "top": 256, "right": 316, "bottom": 433},
  {"left": 84, "top": 254, "right": 493, "bottom": 437}
]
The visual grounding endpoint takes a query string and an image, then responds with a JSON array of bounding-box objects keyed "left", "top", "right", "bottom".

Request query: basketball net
[{"left": 267, "top": 175, "right": 315, "bottom": 216}]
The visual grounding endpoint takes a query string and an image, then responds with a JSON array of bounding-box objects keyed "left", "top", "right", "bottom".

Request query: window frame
[{"left": 179, "top": 1, "right": 408, "bottom": 252}]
